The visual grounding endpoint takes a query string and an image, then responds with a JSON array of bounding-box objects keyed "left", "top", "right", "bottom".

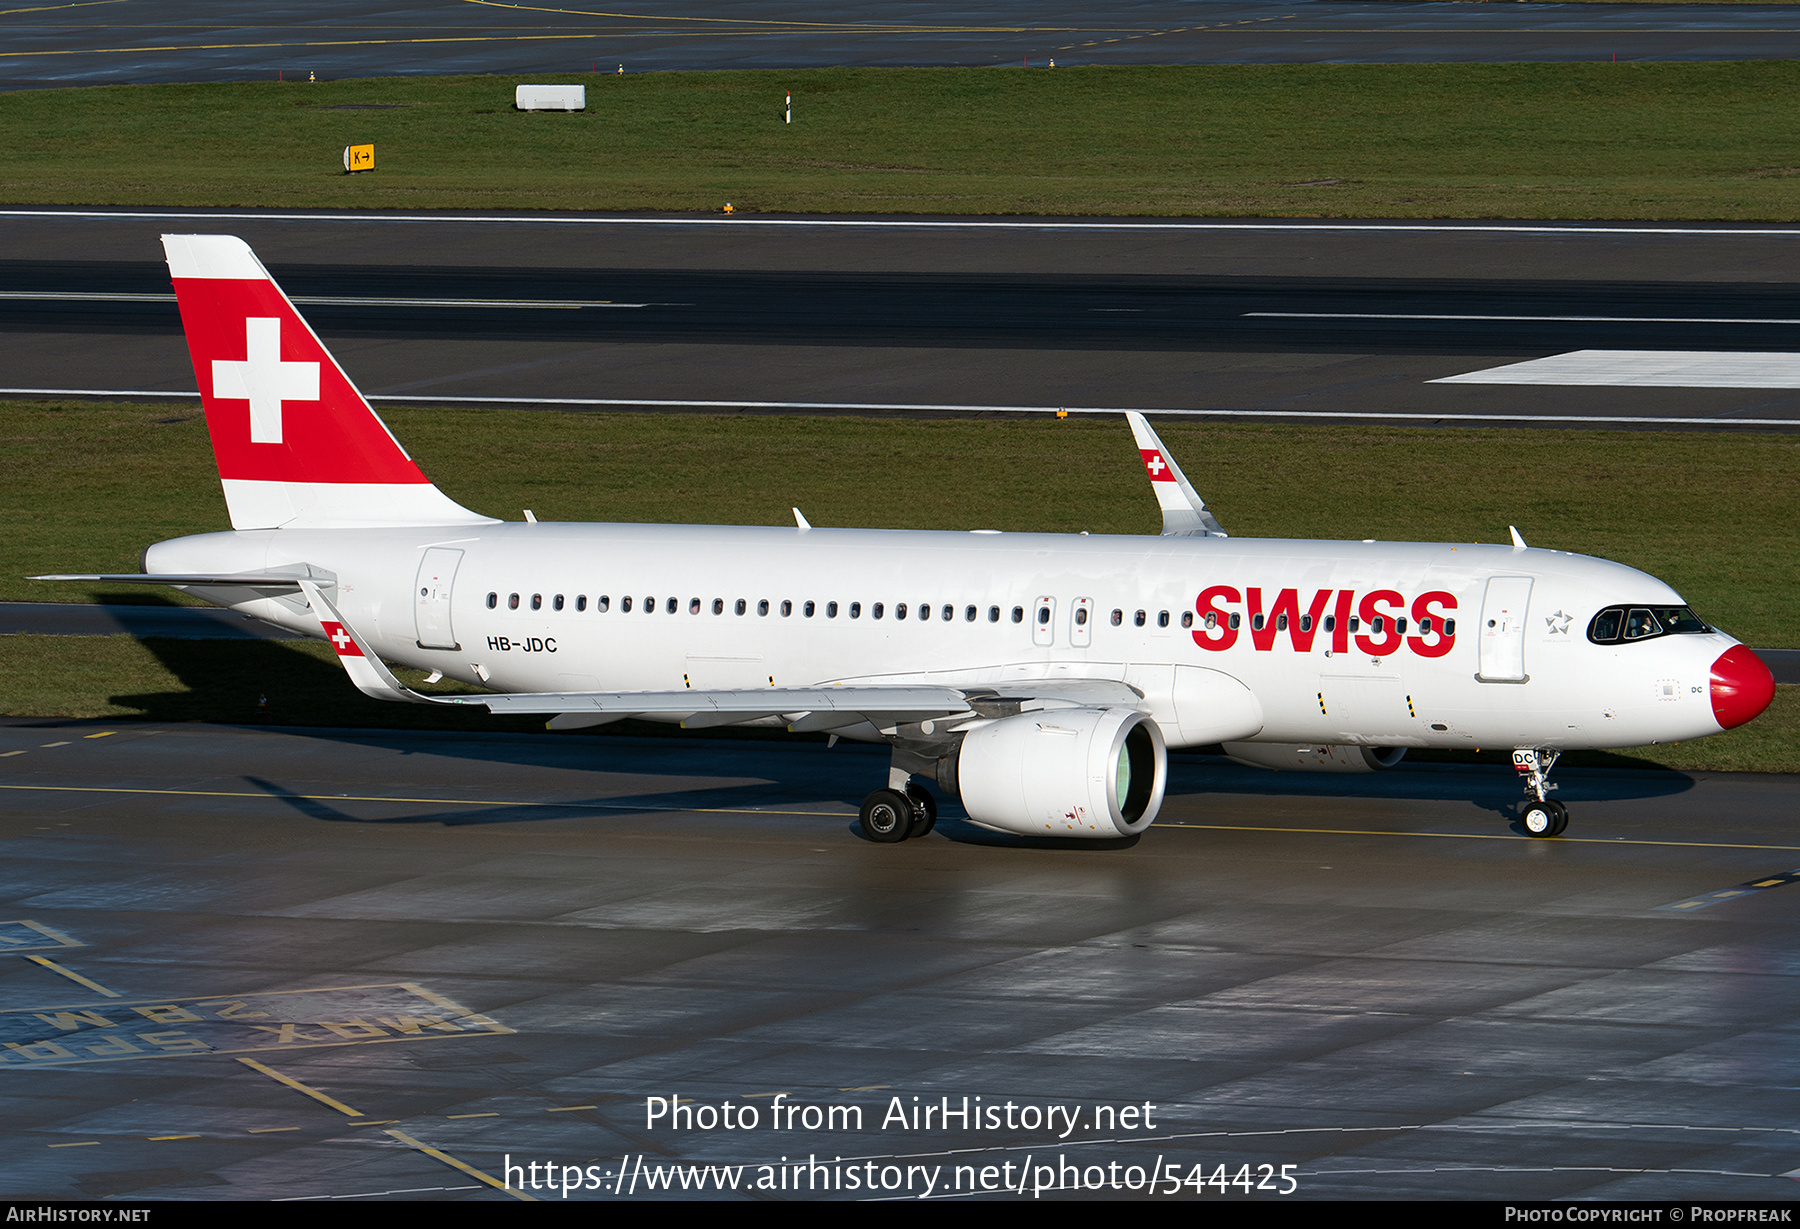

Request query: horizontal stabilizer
[{"left": 34, "top": 572, "right": 305, "bottom": 589}]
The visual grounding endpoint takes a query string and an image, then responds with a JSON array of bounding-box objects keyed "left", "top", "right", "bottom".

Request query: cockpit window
[{"left": 1588, "top": 604, "right": 1710, "bottom": 645}]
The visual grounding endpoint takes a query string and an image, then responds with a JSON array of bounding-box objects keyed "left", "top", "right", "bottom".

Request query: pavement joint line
[
  {"left": 384, "top": 1129, "right": 536, "bottom": 1202},
  {"left": 46, "top": 1141, "right": 98, "bottom": 1147},
  {"left": 3, "top": 783, "right": 1794, "bottom": 851},
  {"left": 238, "top": 1057, "right": 364, "bottom": 1118},
  {"left": 446, "top": 1112, "right": 499, "bottom": 1119},
  {"left": 2, "top": 389, "right": 1794, "bottom": 428},
  {"left": 24, "top": 955, "right": 118, "bottom": 997},
  {"left": 247, "top": 1126, "right": 301, "bottom": 1133},
  {"left": 12, "top": 210, "right": 1800, "bottom": 238},
  {"left": 546, "top": 1104, "right": 597, "bottom": 1112},
  {"left": 0, "top": 781, "right": 851, "bottom": 818},
  {"left": 1158, "top": 823, "right": 1800, "bottom": 851},
  {"left": 147, "top": 1134, "right": 199, "bottom": 1141}
]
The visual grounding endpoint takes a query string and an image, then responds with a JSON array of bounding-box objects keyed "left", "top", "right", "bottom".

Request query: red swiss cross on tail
[
  {"left": 321, "top": 621, "right": 364, "bottom": 657},
  {"left": 161, "top": 235, "right": 494, "bottom": 533},
  {"left": 1139, "top": 449, "right": 1174, "bottom": 482}
]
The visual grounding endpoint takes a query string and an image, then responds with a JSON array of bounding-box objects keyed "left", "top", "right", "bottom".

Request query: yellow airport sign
[{"left": 343, "top": 144, "right": 374, "bottom": 173}]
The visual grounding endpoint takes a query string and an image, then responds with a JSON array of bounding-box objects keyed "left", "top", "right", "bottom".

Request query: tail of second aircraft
[{"left": 162, "top": 234, "right": 494, "bottom": 531}]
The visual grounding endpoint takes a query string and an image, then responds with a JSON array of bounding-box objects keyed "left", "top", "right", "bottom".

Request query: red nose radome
[{"left": 1711, "top": 645, "right": 1776, "bottom": 730}]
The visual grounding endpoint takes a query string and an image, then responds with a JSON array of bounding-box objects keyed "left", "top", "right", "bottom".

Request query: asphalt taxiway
[
  {"left": 2, "top": 717, "right": 1798, "bottom": 1200},
  {"left": 7, "top": 209, "right": 1800, "bottom": 429}
]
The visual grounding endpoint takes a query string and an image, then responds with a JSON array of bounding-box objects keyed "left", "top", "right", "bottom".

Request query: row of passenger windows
[
  {"left": 480, "top": 592, "right": 1455, "bottom": 636},
  {"left": 489, "top": 592, "right": 1025, "bottom": 622}
]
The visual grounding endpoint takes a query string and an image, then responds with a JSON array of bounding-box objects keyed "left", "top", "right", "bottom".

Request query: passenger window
[
  {"left": 531, "top": 593, "right": 543, "bottom": 611},
  {"left": 872, "top": 602, "right": 883, "bottom": 619},
  {"left": 1419, "top": 617, "right": 1432, "bottom": 635},
  {"left": 828, "top": 601, "right": 839, "bottom": 618},
  {"left": 1251, "top": 613, "right": 1264, "bottom": 631},
  {"left": 916, "top": 603, "right": 927, "bottom": 621},
  {"left": 689, "top": 597, "right": 700, "bottom": 614},
  {"left": 1134, "top": 610, "right": 1146, "bottom": 627},
  {"left": 661, "top": 597, "right": 672, "bottom": 614},
  {"left": 1275, "top": 613, "right": 1287, "bottom": 631},
  {"left": 1396, "top": 617, "right": 1407, "bottom": 634},
  {"left": 1158, "top": 611, "right": 1170, "bottom": 629},
  {"left": 598, "top": 595, "right": 610, "bottom": 613},
  {"left": 577, "top": 595, "right": 587, "bottom": 612},
  {"left": 1181, "top": 611, "right": 1194, "bottom": 629},
  {"left": 1228, "top": 613, "right": 1241, "bottom": 630},
  {"left": 1037, "top": 606, "right": 1051, "bottom": 626},
  {"left": 1204, "top": 612, "right": 1217, "bottom": 629},
  {"left": 1371, "top": 616, "right": 1383, "bottom": 634},
  {"left": 965, "top": 605, "right": 977, "bottom": 622},
  {"left": 487, "top": 592, "right": 498, "bottom": 609},
  {"left": 1445, "top": 618, "right": 1456, "bottom": 636},
  {"left": 897, "top": 603, "right": 908, "bottom": 620},
  {"left": 757, "top": 599, "right": 770, "bottom": 616},
  {"left": 1012, "top": 606, "right": 1024, "bottom": 623},
  {"left": 1349, "top": 616, "right": 1360, "bottom": 632},
  {"left": 803, "top": 600, "right": 814, "bottom": 618},
  {"left": 943, "top": 604, "right": 954, "bottom": 622},
  {"left": 553, "top": 594, "right": 565, "bottom": 611},
  {"left": 1323, "top": 615, "right": 1335, "bottom": 632},
  {"left": 735, "top": 599, "right": 746, "bottom": 615},
  {"left": 1075, "top": 607, "right": 1089, "bottom": 627},
  {"left": 645, "top": 596, "right": 655, "bottom": 613},
  {"left": 1111, "top": 609, "right": 1123, "bottom": 626},
  {"left": 622, "top": 596, "right": 633, "bottom": 612},
  {"left": 854, "top": 602, "right": 865, "bottom": 618},
  {"left": 987, "top": 606, "right": 1000, "bottom": 623},
  {"left": 713, "top": 598, "right": 724, "bottom": 615},
  {"left": 780, "top": 600, "right": 792, "bottom": 617}
]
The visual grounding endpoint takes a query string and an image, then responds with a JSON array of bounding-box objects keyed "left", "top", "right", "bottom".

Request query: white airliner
[{"left": 44, "top": 235, "right": 1777, "bottom": 844}]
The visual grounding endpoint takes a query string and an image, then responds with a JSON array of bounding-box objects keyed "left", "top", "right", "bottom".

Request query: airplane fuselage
[{"left": 148, "top": 522, "right": 1737, "bottom": 754}]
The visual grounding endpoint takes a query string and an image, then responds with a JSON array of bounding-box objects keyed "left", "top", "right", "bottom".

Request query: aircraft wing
[
  {"left": 1125, "top": 412, "right": 1227, "bottom": 538},
  {"left": 295, "top": 580, "right": 1141, "bottom": 735}
]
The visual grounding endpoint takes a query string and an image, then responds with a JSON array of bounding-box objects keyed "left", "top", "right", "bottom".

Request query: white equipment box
[{"left": 515, "top": 84, "right": 586, "bottom": 112}]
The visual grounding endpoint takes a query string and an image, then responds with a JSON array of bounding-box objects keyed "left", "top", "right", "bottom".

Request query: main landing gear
[
  {"left": 859, "top": 781, "right": 937, "bottom": 843},
  {"left": 1514, "top": 749, "right": 1568, "bottom": 838}
]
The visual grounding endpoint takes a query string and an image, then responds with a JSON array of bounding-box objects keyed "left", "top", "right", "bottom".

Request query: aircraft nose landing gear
[{"left": 1513, "top": 749, "right": 1567, "bottom": 837}]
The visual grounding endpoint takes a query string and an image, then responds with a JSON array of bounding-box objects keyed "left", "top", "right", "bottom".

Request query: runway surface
[
  {"left": 7, "top": 0, "right": 1800, "bottom": 90},
  {"left": 2, "top": 717, "right": 1798, "bottom": 1200},
  {"left": 5, "top": 209, "right": 1800, "bottom": 429}
]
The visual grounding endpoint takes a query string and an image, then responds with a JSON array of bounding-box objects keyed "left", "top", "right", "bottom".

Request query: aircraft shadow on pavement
[{"left": 111, "top": 632, "right": 1695, "bottom": 841}]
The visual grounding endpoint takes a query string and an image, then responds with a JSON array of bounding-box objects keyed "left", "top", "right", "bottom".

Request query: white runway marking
[
  {"left": 1248, "top": 312, "right": 1800, "bottom": 325},
  {"left": 7, "top": 208, "right": 1800, "bottom": 237},
  {"left": 1434, "top": 349, "right": 1800, "bottom": 388},
  {"left": 3, "top": 387, "right": 1795, "bottom": 426}
]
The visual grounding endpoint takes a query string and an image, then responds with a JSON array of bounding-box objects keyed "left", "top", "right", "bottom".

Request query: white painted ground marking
[{"left": 1434, "top": 349, "right": 1800, "bottom": 388}]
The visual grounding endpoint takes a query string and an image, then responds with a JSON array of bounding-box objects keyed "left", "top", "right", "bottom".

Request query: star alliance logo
[{"left": 1545, "top": 609, "right": 1573, "bottom": 635}]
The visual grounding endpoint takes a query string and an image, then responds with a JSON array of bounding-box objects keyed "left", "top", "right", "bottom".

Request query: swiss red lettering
[
  {"left": 1192, "top": 585, "right": 1239, "bottom": 651},
  {"left": 1355, "top": 590, "right": 1405, "bottom": 656},
  {"left": 1247, "top": 588, "right": 1334, "bottom": 652},
  {"left": 1408, "top": 590, "right": 1458, "bottom": 658}
]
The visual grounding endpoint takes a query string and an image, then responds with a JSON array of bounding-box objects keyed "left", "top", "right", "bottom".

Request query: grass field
[
  {"left": 6, "top": 63, "right": 1800, "bottom": 218},
  {"left": 2, "top": 399, "right": 1794, "bottom": 772}
]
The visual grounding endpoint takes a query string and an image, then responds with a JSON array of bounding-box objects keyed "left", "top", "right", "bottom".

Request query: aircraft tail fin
[
  {"left": 1125, "top": 412, "right": 1227, "bottom": 538},
  {"left": 162, "top": 235, "right": 496, "bottom": 531}
]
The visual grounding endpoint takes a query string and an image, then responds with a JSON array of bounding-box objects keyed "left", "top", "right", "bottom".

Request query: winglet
[
  {"left": 793, "top": 507, "right": 811, "bottom": 530},
  {"left": 297, "top": 579, "right": 433, "bottom": 705},
  {"left": 1124, "top": 413, "right": 1226, "bottom": 538},
  {"left": 1509, "top": 525, "right": 1528, "bottom": 550}
]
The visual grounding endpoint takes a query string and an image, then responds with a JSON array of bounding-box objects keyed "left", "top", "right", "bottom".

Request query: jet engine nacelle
[
  {"left": 953, "top": 708, "right": 1166, "bottom": 838},
  {"left": 1222, "top": 742, "right": 1407, "bottom": 772}
]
